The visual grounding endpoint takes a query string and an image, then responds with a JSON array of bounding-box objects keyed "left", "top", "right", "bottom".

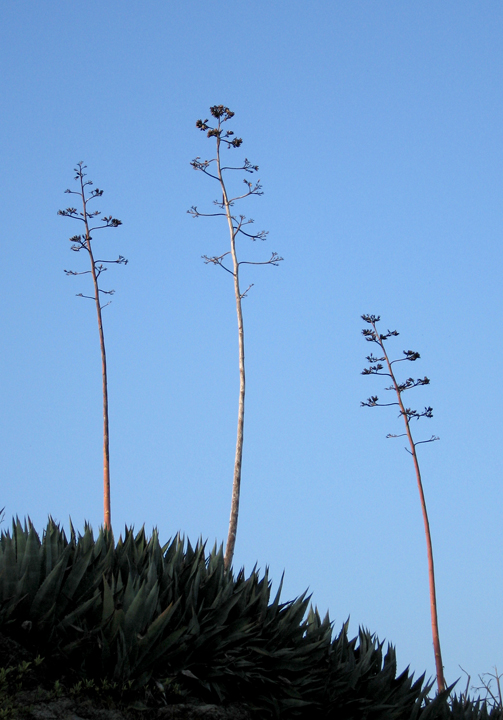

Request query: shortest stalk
[{"left": 361, "top": 314, "right": 446, "bottom": 694}]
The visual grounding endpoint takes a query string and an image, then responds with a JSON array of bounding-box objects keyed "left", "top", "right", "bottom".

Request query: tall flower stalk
[
  {"left": 59, "top": 163, "right": 127, "bottom": 530},
  {"left": 189, "top": 106, "right": 282, "bottom": 570},
  {"left": 361, "top": 314, "right": 446, "bottom": 693}
]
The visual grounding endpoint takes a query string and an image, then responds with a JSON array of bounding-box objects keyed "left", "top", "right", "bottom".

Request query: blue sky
[{"left": 1, "top": 0, "right": 502, "bottom": 692}]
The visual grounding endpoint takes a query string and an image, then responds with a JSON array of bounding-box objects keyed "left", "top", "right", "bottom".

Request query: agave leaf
[
  {"left": 57, "top": 591, "right": 102, "bottom": 632},
  {"left": 30, "top": 543, "right": 72, "bottom": 621},
  {"left": 201, "top": 563, "right": 225, "bottom": 607},
  {"left": 18, "top": 524, "right": 42, "bottom": 600},
  {"left": 115, "top": 530, "right": 131, "bottom": 578},
  {"left": 114, "top": 568, "right": 124, "bottom": 598},
  {"left": 145, "top": 529, "right": 163, "bottom": 577},
  {"left": 208, "top": 575, "right": 234, "bottom": 612},
  {"left": 187, "top": 607, "right": 200, "bottom": 636},
  {"left": 122, "top": 571, "right": 140, "bottom": 616},
  {"left": 137, "top": 598, "right": 181, "bottom": 651},
  {"left": 141, "top": 625, "right": 187, "bottom": 670},
  {"left": 268, "top": 572, "right": 284, "bottom": 616},
  {"left": 112, "top": 626, "right": 130, "bottom": 680},
  {"left": 58, "top": 544, "right": 94, "bottom": 614},
  {"left": 123, "top": 580, "right": 159, "bottom": 643},
  {"left": 206, "top": 583, "right": 243, "bottom": 626},
  {"left": 101, "top": 575, "right": 115, "bottom": 625},
  {"left": 94, "top": 526, "right": 112, "bottom": 567},
  {"left": 135, "top": 600, "right": 183, "bottom": 672},
  {"left": 275, "top": 697, "right": 314, "bottom": 709},
  {"left": 306, "top": 607, "right": 332, "bottom": 645},
  {"left": 66, "top": 546, "right": 109, "bottom": 606},
  {"left": 42, "top": 518, "right": 64, "bottom": 576},
  {"left": 37, "top": 600, "right": 58, "bottom": 629},
  {"left": 0, "top": 535, "right": 18, "bottom": 606},
  {"left": 205, "top": 620, "right": 255, "bottom": 653},
  {"left": 13, "top": 517, "right": 27, "bottom": 566},
  {"left": 274, "top": 594, "right": 311, "bottom": 644},
  {"left": 145, "top": 555, "right": 158, "bottom": 593},
  {"left": 80, "top": 525, "right": 95, "bottom": 556},
  {"left": 104, "top": 607, "right": 125, "bottom": 645}
]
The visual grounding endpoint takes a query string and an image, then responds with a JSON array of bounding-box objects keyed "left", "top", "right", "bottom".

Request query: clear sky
[{"left": 1, "top": 0, "right": 502, "bottom": 694}]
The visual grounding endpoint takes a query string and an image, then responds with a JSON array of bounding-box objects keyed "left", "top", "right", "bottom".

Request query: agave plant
[{"left": 0, "top": 518, "right": 495, "bottom": 719}]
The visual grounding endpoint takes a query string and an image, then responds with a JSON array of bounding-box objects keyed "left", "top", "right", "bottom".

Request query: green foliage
[
  {"left": 0, "top": 657, "right": 46, "bottom": 719},
  {"left": 0, "top": 653, "right": 141, "bottom": 719},
  {"left": 0, "top": 518, "right": 498, "bottom": 719}
]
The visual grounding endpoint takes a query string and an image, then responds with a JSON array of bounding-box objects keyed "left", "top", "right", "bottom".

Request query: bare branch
[
  {"left": 361, "top": 396, "right": 399, "bottom": 408},
  {"left": 190, "top": 157, "right": 220, "bottom": 181},
  {"left": 239, "top": 252, "right": 284, "bottom": 267},
  {"left": 89, "top": 217, "right": 122, "bottom": 232},
  {"left": 202, "top": 253, "right": 235, "bottom": 276},
  {"left": 188, "top": 206, "right": 227, "bottom": 219},
  {"left": 391, "top": 350, "right": 421, "bottom": 364},
  {"left": 472, "top": 667, "right": 503, "bottom": 709},
  {"left": 95, "top": 256, "right": 128, "bottom": 265},
  {"left": 383, "top": 377, "right": 430, "bottom": 394},
  {"left": 415, "top": 435, "right": 440, "bottom": 445},
  {"left": 64, "top": 269, "right": 92, "bottom": 276},
  {"left": 220, "top": 158, "right": 259, "bottom": 173},
  {"left": 240, "top": 283, "right": 254, "bottom": 299},
  {"left": 237, "top": 227, "right": 269, "bottom": 241},
  {"left": 227, "top": 180, "right": 264, "bottom": 203}
]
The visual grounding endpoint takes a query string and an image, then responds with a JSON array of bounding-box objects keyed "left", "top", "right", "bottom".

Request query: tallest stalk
[
  {"left": 215, "top": 133, "right": 246, "bottom": 571},
  {"left": 189, "top": 106, "right": 283, "bottom": 571}
]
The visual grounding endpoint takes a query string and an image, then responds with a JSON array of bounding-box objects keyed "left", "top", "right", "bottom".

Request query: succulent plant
[{"left": 0, "top": 518, "right": 498, "bottom": 719}]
